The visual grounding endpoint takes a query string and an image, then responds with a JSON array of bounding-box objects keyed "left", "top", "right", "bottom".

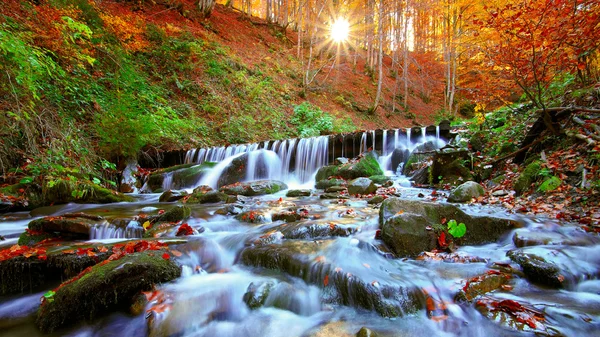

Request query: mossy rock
[
  {"left": 286, "top": 189, "right": 312, "bottom": 197},
  {"left": 147, "top": 162, "right": 217, "bottom": 192},
  {"left": 0, "top": 244, "right": 112, "bottom": 296},
  {"left": 27, "top": 213, "right": 107, "bottom": 237},
  {"left": 315, "top": 165, "right": 339, "bottom": 182},
  {"left": 337, "top": 153, "right": 383, "bottom": 179},
  {"left": 36, "top": 251, "right": 181, "bottom": 333},
  {"left": 44, "top": 179, "right": 134, "bottom": 205},
  {"left": 315, "top": 178, "right": 346, "bottom": 190},
  {"left": 150, "top": 206, "right": 191, "bottom": 224},
  {"left": 185, "top": 186, "right": 227, "bottom": 204},
  {"left": 380, "top": 198, "right": 522, "bottom": 256},
  {"left": 368, "top": 175, "right": 392, "bottom": 185},
  {"left": 537, "top": 176, "right": 561, "bottom": 193},
  {"left": 447, "top": 181, "right": 485, "bottom": 203},
  {"left": 507, "top": 250, "right": 564, "bottom": 288},
  {"left": 0, "top": 183, "right": 44, "bottom": 211},
  {"left": 159, "top": 190, "right": 188, "bottom": 202},
  {"left": 514, "top": 161, "right": 542, "bottom": 195},
  {"left": 17, "top": 231, "right": 59, "bottom": 246},
  {"left": 219, "top": 180, "right": 288, "bottom": 196}
]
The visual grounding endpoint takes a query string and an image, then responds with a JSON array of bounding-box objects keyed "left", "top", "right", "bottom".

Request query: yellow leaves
[
  {"left": 99, "top": 12, "right": 148, "bottom": 52},
  {"left": 142, "top": 221, "right": 152, "bottom": 230}
]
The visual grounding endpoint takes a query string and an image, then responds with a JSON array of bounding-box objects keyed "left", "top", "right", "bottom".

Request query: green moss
[
  {"left": 315, "top": 165, "right": 339, "bottom": 182},
  {"left": 17, "top": 231, "right": 57, "bottom": 246},
  {"left": 538, "top": 176, "right": 561, "bottom": 192},
  {"left": 36, "top": 251, "right": 181, "bottom": 333},
  {"left": 514, "top": 161, "right": 542, "bottom": 195},
  {"left": 369, "top": 175, "right": 391, "bottom": 184},
  {"left": 151, "top": 205, "right": 191, "bottom": 224}
]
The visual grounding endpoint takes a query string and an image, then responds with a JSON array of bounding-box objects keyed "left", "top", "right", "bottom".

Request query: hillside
[{"left": 0, "top": 0, "right": 441, "bottom": 177}]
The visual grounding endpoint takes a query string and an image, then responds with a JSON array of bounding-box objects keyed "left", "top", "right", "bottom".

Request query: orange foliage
[{"left": 99, "top": 12, "right": 149, "bottom": 52}]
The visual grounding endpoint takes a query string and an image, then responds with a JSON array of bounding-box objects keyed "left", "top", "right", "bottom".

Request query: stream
[{"left": 0, "top": 130, "right": 599, "bottom": 337}]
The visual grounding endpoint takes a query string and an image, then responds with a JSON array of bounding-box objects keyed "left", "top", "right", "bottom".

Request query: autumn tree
[{"left": 479, "top": 0, "right": 600, "bottom": 125}]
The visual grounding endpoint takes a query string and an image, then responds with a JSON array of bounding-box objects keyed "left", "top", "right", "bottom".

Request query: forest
[{"left": 0, "top": 0, "right": 599, "bottom": 336}]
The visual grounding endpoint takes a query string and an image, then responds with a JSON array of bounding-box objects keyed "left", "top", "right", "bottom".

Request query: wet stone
[
  {"left": 347, "top": 178, "right": 377, "bottom": 195},
  {"left": 447, "top": 181, "right": 485, "bottom": 203},
  {"left": 325, "top": 186, "right": 347, "bottom": 193},
  {"left": 286, "top": 189, "right": 312, "bottom": 197},
  {"left": 243, "top": 281, "right": 276, "bottom": 309},
  {"left": 240, "top": 241, "right": 422, "bottom": 317},
  {"left": 279, "top": 222, "right": 358, "bottom": 239},
  {"left": 513, "top": 228, "right": 599, "bottom": 247},
  {"left": 219, "top": 180, "right": 288, "bottom": 196},
  {"left": 507, "top": 249, "right": 565, "bottom": 288},
  {"left": 316, "top": 178, "right": 346, "bottom": 190},
  {"left": 455, "top": 272, "right": 511, "bottom": 302},
  {"left": 159, "top": 190, "right": 187, "bottom": 202},
  {"left": 367, "top": 195, "right": 385, "bottom": 204},
  {"left": 320, "top": 193, "right": 349, "bottom": 200}
]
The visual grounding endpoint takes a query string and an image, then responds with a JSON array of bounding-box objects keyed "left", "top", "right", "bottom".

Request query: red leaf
[
  {"left": 323, "top": 274, "right": 329, "bottom": 286},
  {"left": 162, "top": 252, "right": 170, "bottom": 260},
  {"left": 438, "top": 232, "right": 447, "bottom": 248}
]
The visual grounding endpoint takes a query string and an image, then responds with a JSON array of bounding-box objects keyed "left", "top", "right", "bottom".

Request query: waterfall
[
  {"left": 162, "top": 172, "right": 174, "bottom": 191},
  {"left": 436, "top": 125, "right": 440, "bottom": 142},
  {"left": 90, "top": 221, "right": 143, "bottom": 240},
  {"left": 180, "top": 126, "right": 447, "bottom": 190},
  {"left": 382, "top": 130, "right": 388, "bottom": 155},
  {"left": 359, "top": 132, "right": 367, "bottom": 154}
]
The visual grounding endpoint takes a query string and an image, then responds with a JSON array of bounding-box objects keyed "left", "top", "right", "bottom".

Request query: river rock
[
  {"left": 316, "top": 178, "right": 346, "bottom": 190},
  {"left": 507, "top": 249, "right": 564, "bottom": 288},
  {"left": 367, "top": 195, "right": 385, "bottom": 204},
  {"left": 320, "top": 193, "right": 349, "bottom": 200},
  {"left": 146, "top": 162, "right": 216, "bottom": 192},
  {"left": 380, "top": 198, "right": 521, "bottom": 256},
  {"left": 356, "top": 327, "right": 378, "bottom": 337},
  {"left": 337, "top": 152, "right": 383, "bottom": 180},
  {"left": 27, "top": 213, "right": 107, "bottom": 238},
  {"left": 335, "top": 157, "right": 349, "bottom": 165},
  {"left": 325, "top": 186, "right": 347, "bottom": 193},
  {"left": 159, "top": 190, "right": 187, "bottom": 202},
  {"left": 36, "top": 251, "right": 181, "bottom": 333},
  {"left": 219, "top": 180, "right": 288, "bottom": 196},
  {"left": 514, "top": 161, "right": 542, "bottom": 195},
  {"left": 368, "top": 175, "right": 392, "bottom": 185},
  {"left": 347, "top": 178, "right": 377, "bottom": 195},
  {"left": 278, "top": 222, "right": 358, "bottom": 239},
  {"left": 243, "top": 281, "right": 276, "bottom": 309},
  {"left": 150, "top": 206, "right": 191, "bottom": 224},
  {"left": 430, "top": 149, "right": 472, "bottom": 185},
  {"left": 455, "top": 272, "right": 511, "bottom": 302},
  {"left": 215, "top": 204, "right": 246, "bottom": 216},
  {"left": 390, "top": 148, "right": 410, "bottom": 173},
  {"left": 286, "top": 189, "right": 312, "bottom": 197},
  {"left": 513, "top": 229, "right": 600, "bottom": 248},
  {"left": 447, "top": 181, "right": 485, "bottom": 202},
  {"left": 240, "top": 241, "right": 422, "bottom": 317},
  {"left": 217, "top": 152, "right": 280, "bottom": 187},
  {"left": 235, "top": 210, "right": 270, "bottom": 224},
  {"left": 186, "top": 185, "right": 228, "bottom": 204}
]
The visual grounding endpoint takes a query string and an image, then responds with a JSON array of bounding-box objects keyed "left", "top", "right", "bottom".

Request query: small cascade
[
  {"left": 359, "top": 132, "right": 367, "bottom": 154},
  {"left": 394, "top": 129, "right": 400, "bottom": 149},
  {"left": 90, "top": 221, "right": 143, "bottom": 240},
  {"left": 421, "top": 126, "right": 427, "bottom": 143},
  {"left": 406, "top": 128, "right": 411, "bottom": 149},
  {"left": 245, "top": 149, "right": 283, "bottom": 182},
  {"left": 294, "top": 136, "right": 328, "bottom": 183},
  {"left": 382, "top": 129, "right": 388, "bottom": 155},
  {"left": 371, "top": 130, "right": 376, "bottom": 152},
  {"left": 198, "top": 153, "right": 246, "bottom": 188},
  {"left": 436, "top": 125, "right": 440, "bottom": 142},
  {"left": 162, "top": 172, "right": 174, "bottom": 191}
]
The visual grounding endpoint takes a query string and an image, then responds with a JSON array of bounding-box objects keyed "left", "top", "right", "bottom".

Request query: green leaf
[
  {"left": 19, "top": 177, "right": 33, "bottom": 184},
  {"left": 92, "top": 177, "right": 101, "bottom": 185},
  {"left": 447, "top": 219, "right": 466, "bottom": 238},
  {"left": 43, "top": 290, "right": 55, "bottom": 303}
]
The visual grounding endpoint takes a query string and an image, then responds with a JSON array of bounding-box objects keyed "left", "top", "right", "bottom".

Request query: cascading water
[{"left": 90, "top": 221, "right": 143, "bottom": 240}]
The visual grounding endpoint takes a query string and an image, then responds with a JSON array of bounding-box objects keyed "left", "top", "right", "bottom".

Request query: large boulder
[
  {"left": 159, "top": 190, "right": 187, "bottom": 202},
  {"left": 390, "top": 148, "right": 410, "bottom": 173},
  {"left": 337, "top": 152, "right": 383, "bottom": 180},
  {"left": 146, "top": 162, "right": 217, "bottom": 192},
  {"left": 514, "top": 161, "right": 542, "bottom": 195},
  {"left": 217, "top": 151, "right": 280, "bottom": 187},
  {"left": 219, "top": 180, "right": 287, "bottom": 196},
  {"left": 184, "top": 185, "right": 227, "bottom": 204},
  {"left": 347, "top": 178, "right": 377, "bottom": 195},
  {"left": 447, "top": 181, "right": 485, "bottom": 202},
  {"left": 429, "top": 149, "right": 472, "bottom": 186},
  {"left": 36, "top": 251, "right": 181, "bottom": 333},
  {"left": 25, "top": 213, "right": 108, "bottom": 240},
  {"left": 240, "top": 241, "right": 422, "bottom": 317},
  {"left": 315, "top": 165, "right": 339, "bottom": 182},
  {"left": 316, "top": 178, "right": 346, "bottom": 190},
  {"left": 380, "top": 198, "right": 521, "bottom": 256}
]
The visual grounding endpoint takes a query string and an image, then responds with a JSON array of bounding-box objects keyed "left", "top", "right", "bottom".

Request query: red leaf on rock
[
  {"left": 162, "top": 253, "right": 170, "bottom": 260},
  {"left": 323, "top": 274, "right": 329, "bottom": 286},
  {"left": 438, "top": 232, "right": 447, "bottom": 248}
]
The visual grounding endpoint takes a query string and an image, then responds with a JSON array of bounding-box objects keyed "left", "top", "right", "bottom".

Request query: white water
[{"left": 182, "top": 128, "right": 446, "bottom": 190}]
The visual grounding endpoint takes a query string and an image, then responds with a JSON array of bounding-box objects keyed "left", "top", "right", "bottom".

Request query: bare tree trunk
[
  {"left": 371, "top": 0, "right": 385, "bottom": 113},
  {"left": 197, "top": 0, "right": 215, "bottom": 18}
]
